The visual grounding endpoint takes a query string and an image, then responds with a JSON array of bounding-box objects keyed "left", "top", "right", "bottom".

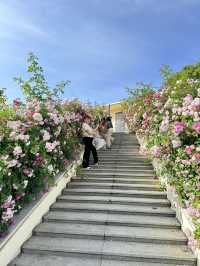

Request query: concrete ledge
[
  {"left": 0, "top": 154, "right": 83, "bottom": 266},
  {"left": 136, "top": 134, "right": 200, "bottom": 265}
]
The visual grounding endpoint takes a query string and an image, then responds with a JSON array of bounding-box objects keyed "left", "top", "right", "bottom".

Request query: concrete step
[
  {"left": 111, "top": 145, "right": 139, "bottom": 147},
  {"left": 10, "top": 253, "right": 185, "bottom": 266},
  {"left": 44, "top": 211, "right": 181, "bottom": 229},
  {"left": 68, "top": 182, "right": 160, "bottom": 191},
  {"left": 79, "top": 173, "right": 156, "bottom": 178},
  {"left": 98, "top": 150, "right": 140, "bottom": 152},
  {"left": 34, "top": 222, "right": 187, "bottom": 245},
  {"left": 72, "top": 177, "right": 157, "bottom": 184},
  {"left": 63, "top": 188, "right": 166, "bottom": 199},
  {"left": 91, "top": 165, "right": 153, "bottom": 169},
  {"left": 89, "top": 161, "right": 150, "bottom": 165},
  {"left": 98, "top": 153, "right": 142, "bottom": 156},
  {"left": 90, "top": 167, "right": 154, "bottom": 172},
  {"left": 94, "top": 160, "right": 152, "bottom": 167},
  {"left": 82, "top": 168, "right": 154, "bottom": 173},
  {"left": 90, "top": 158, "right": 147, "bottom": 161},
  {"left": 58, "top": 194, "right": 170, "bottom": 207},
  {"left": 22, "top": 236, "right": 196, "bottom": 265},
  {"left": 51, "top": 202, "right": 175, "bottom": 217},
  {"left": 96, "top": 156, "right": 146, "bottom": 159}
]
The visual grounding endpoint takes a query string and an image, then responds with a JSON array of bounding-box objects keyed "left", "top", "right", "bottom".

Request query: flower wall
[
  {"left": 0, "top": 54, "right": 106, "bottom": 236},
  {"left": 124, "top": 63, "right": 200, "bottom": 247}
]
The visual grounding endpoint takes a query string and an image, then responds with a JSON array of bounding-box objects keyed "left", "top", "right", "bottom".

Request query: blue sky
[{"left": 0, "top": 0, "right": 200, "bottom": 104}]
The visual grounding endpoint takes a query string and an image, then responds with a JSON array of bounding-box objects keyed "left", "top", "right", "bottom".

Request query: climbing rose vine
[
  {"left": 0, "top": 53, "right": 106, "bottom": 236},
  {"left": 123, "top": 63, "right": 200, "bottom": 247}
]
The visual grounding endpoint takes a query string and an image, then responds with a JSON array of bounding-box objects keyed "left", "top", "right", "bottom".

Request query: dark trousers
[{"left": 82, "top": 137, "right": 98, "bottom": 167}]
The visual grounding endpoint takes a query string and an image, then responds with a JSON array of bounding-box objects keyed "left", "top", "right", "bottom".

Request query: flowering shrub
[
  {"left": 0, "top": 54, "right": 101, "bottom": 236},
  {"left": 124, "top": 63, "right": 200, "bottom": 247}
]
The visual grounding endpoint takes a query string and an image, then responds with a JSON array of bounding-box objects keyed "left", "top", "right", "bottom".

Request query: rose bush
[
  {"left": 0, "top": 54, "right": 103, "bottom": 236},
  {"left": 124, "top": 63, "right": 200, "bottom": 247}
]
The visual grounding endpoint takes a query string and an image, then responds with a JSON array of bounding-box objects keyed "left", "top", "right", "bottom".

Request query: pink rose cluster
[
  {"left": 45, "top": 141, "right": 60, "bottom": 153},
  {"left": 150, "top": 146, "right": 162, "bottom": 158},
  {"left": 173, "top": 121, "right": 187, "bottom": 135},
  {"left": 1, "top": 196, "right": 16, "bottom": 222}
]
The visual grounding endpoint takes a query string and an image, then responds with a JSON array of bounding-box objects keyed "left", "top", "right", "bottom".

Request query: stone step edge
[
  {"left": 50, "top": 207, "right": 175, "bottom": 217},
  {"left": 33, "top": 230, "right": 187, "bottom": 245},
  {"left": 22, "top": 248, "right": 196, "bottom": 265},
  {"left": 63, "top": 190, "right": 166, "bottom": 198},
  {"left": 57, "top": 197, "right": 170, "bottom": 207},
  {"left": 43, "top": 216, "right": 181, "bottom": 229}
]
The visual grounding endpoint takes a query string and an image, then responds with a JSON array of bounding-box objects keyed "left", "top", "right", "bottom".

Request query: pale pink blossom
[
  {"left": 2, "top": 208, "right": 14, "bottom": 221},
  {"left": 7, "top": 160, "right": 18, "bottom": 168},
  {"left": 183, "top": 94, "right": 193, "bottom": 105},
  {"left": 196, "top": 183, "right": 200, "bottom": 190},
  {"left": 45, "top": 141, "right": 60, "bottom": 152},
  {"left": 7, "top": 121, "right": 21, "bottom": 130}
]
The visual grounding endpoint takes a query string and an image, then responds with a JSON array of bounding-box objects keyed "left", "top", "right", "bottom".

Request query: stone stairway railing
[{"left": 9, "top": 133, "right": 197, "bottom": 266}]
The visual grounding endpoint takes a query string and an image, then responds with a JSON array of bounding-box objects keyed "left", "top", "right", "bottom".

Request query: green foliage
[
  {"left": 160, "top": 65, "right": 173, "bottom": 83},
  {"left": 14, "top": 52, "right": 70, "bottom": 101},
  {"left": 126, "top": 82, "right": 154, "bottom": 99}
]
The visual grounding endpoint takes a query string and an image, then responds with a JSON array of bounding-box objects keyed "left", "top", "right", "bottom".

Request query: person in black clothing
[{"left": 82, "top": 115, "right": 98, "bottom": 169}]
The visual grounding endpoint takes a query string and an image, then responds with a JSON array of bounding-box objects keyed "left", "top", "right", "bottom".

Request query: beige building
[{"left": 106, "top": 101, "right": 127, "bottom": 132}]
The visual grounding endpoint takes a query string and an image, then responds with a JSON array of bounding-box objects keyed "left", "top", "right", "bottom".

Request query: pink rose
[
  {"left": 173, "top": 121, "right": 186, "bottom": 135},
  {"left": 150, "top": 146, "right": 161, "bottom": 158},
  {"left": 192, "top": 122, "right": 200, "bottom": 134},
  {"left": 23, "top": 168, "right": 30, "bottom": 177},
  {"left": 196, "top": 183, "right": 200, "bottom": 190},
  {"left": 185, "top": 146, "right": 194, "bottom": 155},
  {"left": 154, "top": 92, "right": 161, "bottom": 100}
]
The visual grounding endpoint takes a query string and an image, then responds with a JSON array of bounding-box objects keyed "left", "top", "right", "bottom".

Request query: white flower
[
  {"left": 17, "top": 134, "right": 30, "bottom": 142},
  {"left": 41, "top": 130, "right": 51, "bottom": 141},
  {"left": 13, "top": 184, "right": 18, "bottom": 190},
  {"left": 24, "top": 180, "right": 28, "bottom": 188},
  {"left": 33, "top": 112, "right": 43, "bottom": 122},
  {"left": 55, "top": 126, "right": 62, "bottom": 137},
  {"left": 172, "top": 139, "right": 182, "bottom": 148},
  {"left": 13, "top": 146, "right": 23, "bottom": 156},
  {"left": 198, "top": 88, "right": 200, "bottom": 97},
  {"left": 48, "top": 164, "right": 54, "bottom": 173}
]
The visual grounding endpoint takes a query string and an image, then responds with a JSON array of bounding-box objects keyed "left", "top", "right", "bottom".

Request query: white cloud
[{"left": 0, "top": 2, "right": 48, "bottom": 40}]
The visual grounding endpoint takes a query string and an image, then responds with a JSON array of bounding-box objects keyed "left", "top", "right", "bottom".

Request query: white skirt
[{"left": 93, "top": 137, "right": 106, "bottom": 150}]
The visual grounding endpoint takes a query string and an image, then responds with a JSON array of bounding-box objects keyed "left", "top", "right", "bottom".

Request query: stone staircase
[{"left": 11, "top": 133, "right": 196, "bottom": 266}]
